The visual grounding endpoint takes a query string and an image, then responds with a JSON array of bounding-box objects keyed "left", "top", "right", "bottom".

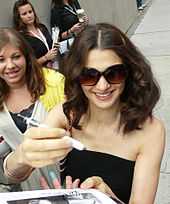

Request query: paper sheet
[
  {"left": 59, "top": 38, "right": 74, "bottom": 54},
  {"left": 0, "top": 188, "right": 117, "bottom": 204}
]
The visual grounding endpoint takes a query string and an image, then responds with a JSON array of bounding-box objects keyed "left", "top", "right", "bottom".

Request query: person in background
[
  {"left": 4, "top": 23, "right": 165, "bottom": 204},
  {"left": 50, "top": 0, "right": 88, "bottom": 41},
  {"left": 13, "top": 0, "right": 59, "bottom": 68},
  {"left": 136, "top": 0, "right": 146, "bottom": 11},
  {"left": 0, "top": 28, "right": 64, "bottom": 191}
]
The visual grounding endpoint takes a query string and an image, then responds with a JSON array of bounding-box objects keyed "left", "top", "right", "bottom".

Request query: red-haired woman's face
[
  {"left": 0, "top": 43, "right": 26, "bottom": 87},
  {"left": 18, "top": 4, "right": 35, "bottom": 26}
]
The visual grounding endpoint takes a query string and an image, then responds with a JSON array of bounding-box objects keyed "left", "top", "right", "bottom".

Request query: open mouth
[
  {"left": 5, "top": 69, "right": 20, "bottom": 78},
  {"left": 94, "top": 90, "right": 114, "bottom": 100}
]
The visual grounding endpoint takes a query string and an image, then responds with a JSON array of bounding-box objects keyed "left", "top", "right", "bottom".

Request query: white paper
[
  {"left": 0, "top": 188, "right": 117, "bottom": 204},
  {"left": 52, "top": 27, "right": 60, "bottom": 49},
  {"left": 59, "top": 38, "right": 74, "bottom": 54}
]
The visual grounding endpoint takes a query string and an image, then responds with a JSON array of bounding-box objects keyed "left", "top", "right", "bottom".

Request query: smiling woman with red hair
[{"left": 0, "top": 28, "right": 64, "bottom": 191}]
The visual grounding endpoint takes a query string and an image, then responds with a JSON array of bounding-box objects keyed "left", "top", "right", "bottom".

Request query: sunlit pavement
[{"left": 131, "top": 0, "right": 170, "bottom": 203}]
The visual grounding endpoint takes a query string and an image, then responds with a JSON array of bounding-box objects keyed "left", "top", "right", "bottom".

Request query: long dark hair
[
  {"left": 62, "top": 23, "right": 160, "bottom": 134},
  {"left": 13, "top": 0, "right": 40, "bottom": 33},
  {"left": 0, "top": 28, "right": 45, "bottom": 110},
  {"left": 51, "top": 0, "right": 76, "bottom": 8}
]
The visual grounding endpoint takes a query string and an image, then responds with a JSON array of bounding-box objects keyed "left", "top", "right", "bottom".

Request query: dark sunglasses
[{"left": 78, "top": 64, "right": 127, "bottom": 86}]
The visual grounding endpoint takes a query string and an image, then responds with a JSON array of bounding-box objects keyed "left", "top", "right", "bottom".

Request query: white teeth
[{"left": 95, "top": 92, "right": 111, "bottom": 97}]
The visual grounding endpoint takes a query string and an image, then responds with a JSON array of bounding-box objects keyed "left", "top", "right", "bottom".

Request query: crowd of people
[{"left": 0, "top": 1, "right": 165, "bottom": 204}]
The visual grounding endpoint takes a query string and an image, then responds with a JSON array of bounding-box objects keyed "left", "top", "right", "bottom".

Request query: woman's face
[
  {"left": 81, "top": 49, "right": 125, "bottom": 110},
  {"left": 18, "top": 4, "right": 35, "bottom": 26},
  {"left": 0, "top": 43, "right": 27, "bottom": 87}
]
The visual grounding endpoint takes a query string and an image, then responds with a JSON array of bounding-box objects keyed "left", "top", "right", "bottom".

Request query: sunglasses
[{"left": 78, "top": 64, "right": 127, "bottom": 86}]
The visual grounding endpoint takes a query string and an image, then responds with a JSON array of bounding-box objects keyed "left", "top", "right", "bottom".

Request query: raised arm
[{"left": 3, "top": 104, "right": 72, "bottom": 183}]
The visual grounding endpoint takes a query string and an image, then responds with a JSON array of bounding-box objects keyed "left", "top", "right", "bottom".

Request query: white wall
[
  {"left": 0, "top": 0, "right": 137, "bottom": 32},
  {"left": 0, "top": 0, "right": 51, "bottom": 28},
  {"left": 79, "top": 0, "right": 138, "bottom": 32}
]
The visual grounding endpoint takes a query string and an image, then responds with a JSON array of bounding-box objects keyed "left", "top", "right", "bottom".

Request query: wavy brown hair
[
  {"left": 62, "top": 23, "right": 160, "bottom": 134},
  {"left": 13, "top": 0, "right": 40, "bottom": 33},
  {"left": 0, "top": 28, "right": 45, "bottom": 110}
]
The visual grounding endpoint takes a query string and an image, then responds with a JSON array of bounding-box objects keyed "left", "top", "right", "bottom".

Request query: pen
[
  {"left": 17, "top": 114, "right": 48, "bottom": 128},
  {"left": 63, "top": 136, "right": 85, "bottom": 151},
  {"left": 17, "top": 114, "right": 85, "bottom": 151}
]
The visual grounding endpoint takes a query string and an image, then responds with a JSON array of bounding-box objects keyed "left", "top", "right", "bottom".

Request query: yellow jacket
[{"left": 40, "top": 68, "right": 65, "bottom": 112}]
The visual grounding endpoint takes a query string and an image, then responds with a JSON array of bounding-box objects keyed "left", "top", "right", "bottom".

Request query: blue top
[{"left": 61, "top": 149, "right": 135, "bottom": 204}]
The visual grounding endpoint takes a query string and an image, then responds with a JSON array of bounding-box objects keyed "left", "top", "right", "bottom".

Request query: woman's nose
[
  {"left": 95, "top": 76, "right": 110, "bottom": 90},
  {"left": 28, "top": 13, "right": 32, "bottom": 18},
  {"left": 6, "top": 59, "right": 15, "bottom": 69}
]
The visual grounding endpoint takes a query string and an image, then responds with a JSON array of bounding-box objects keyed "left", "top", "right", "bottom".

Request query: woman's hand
[
  {"left": 79, "top": 176, "right": 124, "bottom": 203},
  {"left": 82, "top": 15, "right": 89, "bottom": 25},
  {"left": 70, "top": 22, "right": 85, "bottom": 35},
  {"left": 45, "top": 47, "right": 58, "bottom": 61},
  {"left": 64, "top": 175, "right": 80, "bottom": 189},
  {"left": 17, "top": 127, "right": 73, "bottom": 168},
  {"left": 80, "top": 176, "right": 115, "bottom": 197}
]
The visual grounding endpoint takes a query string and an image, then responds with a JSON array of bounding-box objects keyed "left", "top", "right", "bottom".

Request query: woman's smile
[
  {"left": 5, "top": 68, "right": 21, "bottom": 79},
  {"left": 94, "top": 90, "right": 114, "bottom": 101}
]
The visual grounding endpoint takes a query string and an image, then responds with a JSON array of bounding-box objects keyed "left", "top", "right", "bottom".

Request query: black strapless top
[{"left": 61, "top": 149, "right": 135, "bottom": 204}]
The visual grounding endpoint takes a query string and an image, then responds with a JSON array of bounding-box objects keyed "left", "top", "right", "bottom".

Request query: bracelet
[
  {"left": 3, "top": 151, "right": 34, "bottom": 182},
  {"left": 68, "top": 29, "right": 75, "bottom": 37}
]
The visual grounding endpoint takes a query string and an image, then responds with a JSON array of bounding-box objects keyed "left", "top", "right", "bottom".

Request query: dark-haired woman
[
  {"left": 5, "top": 23, "right": 165, "bottom": 204},
  {"left": 51, "top": 0, "right": 88, "bottom": 41},
  {"left": 13, "top": 0, "right": 59, "bottom": 68}
]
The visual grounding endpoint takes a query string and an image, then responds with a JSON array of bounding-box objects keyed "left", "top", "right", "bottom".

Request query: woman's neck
[
  {"left": 27, "top": 24, "right": 37, "bottom": 33},
  {"left": 6, "top": 84, "right": 32, "bottom": 113},
  {"left": 86, "top": 103, "right": 121, "bottom": 127},
  {"left": 9, "top": 82, "right": 27, "bottom": 93}
]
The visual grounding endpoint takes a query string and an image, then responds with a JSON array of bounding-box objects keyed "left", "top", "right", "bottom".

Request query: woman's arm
[
  {"left": 4, "top": 127, "right": 71, "bottom": 182},
  {"left": 129, "top": 118, "right": 165, "bottom": 204},
  {"left": 60, "top": 22, "right": 84, "bottom": 40},
  {"left": 62, "top": 118, "right": 165, "bottom": 204},
  {"left": 3, "top": 150, "right": 34, "bottom": 183},
  {"left": 37, "top": 54, "right": 49, "bottom": 65},
  {"left": 38, "top": 24, "right": 59, "bottom": 65},
  {"left": 3, "top": 105, "right": 72, "bottom": 182},
  {"left": 37, "top": 47, "right": 58, "bottom": 66}
]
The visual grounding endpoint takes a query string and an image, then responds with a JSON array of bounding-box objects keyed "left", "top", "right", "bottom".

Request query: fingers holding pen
[
  {"left": 24, "top": 145, "right": 71, "bottom": 160},
  {"left": 19, "top": 127, "right": 73, "bottom": 168},
  {"left": 25, "top": 127, "right": 66, "bottom": 140}
]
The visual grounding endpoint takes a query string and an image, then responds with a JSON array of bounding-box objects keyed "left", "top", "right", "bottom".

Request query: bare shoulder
[
  {"left": 143, "top": 116, "right": 165, "bottom": 139},
  {"left": 45, "top": 102, "right": 68, "bottom": 128},
  {"left": 140, "top": 116, "right": 165, "bottom": 156}
]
